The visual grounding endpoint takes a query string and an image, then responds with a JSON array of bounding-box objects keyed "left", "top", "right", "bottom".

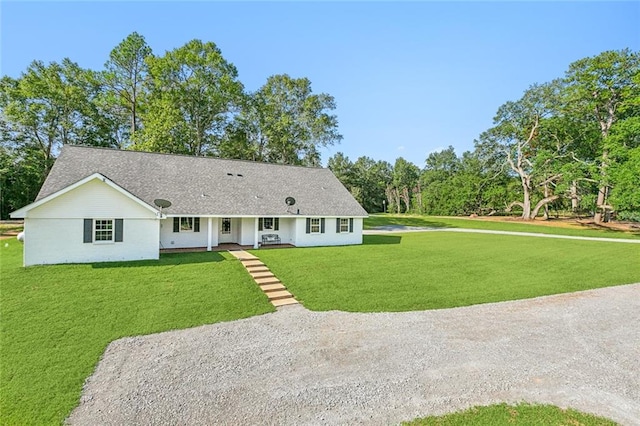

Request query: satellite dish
[
  {"left": 154, "top": 199, "right": 172, "bottom": 209},
  {"left": 285, "top": 197, "right": 296, "bottom": 206}
]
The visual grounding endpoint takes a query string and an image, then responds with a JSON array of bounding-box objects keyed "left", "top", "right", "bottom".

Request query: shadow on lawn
[
  {"left": 91, "top": 251, "right": 226, "bottom": 268},
  {"left": 363, "top": 235, "right": 402, "bottom": 245},
  {"left": 364, "top": 215, "right": 454, "bottom": 230}
]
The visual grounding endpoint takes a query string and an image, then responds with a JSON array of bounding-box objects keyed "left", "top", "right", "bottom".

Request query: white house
[{"left": 11, "top": 146, "right": 368, "bottom": 266}]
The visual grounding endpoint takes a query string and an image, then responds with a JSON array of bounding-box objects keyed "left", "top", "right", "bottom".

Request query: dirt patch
[{"left": 469, "top": 216, "right": 640, "bottom": 233}]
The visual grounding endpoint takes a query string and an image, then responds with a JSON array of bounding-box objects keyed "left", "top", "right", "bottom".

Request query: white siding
[
  {"left": 27, "top": 179, "right": 154, "bottom": 219},
  {"left": 239, "top": 218, "right": 257, "bottom": 246},
  {"left": 22, "top": 178, "right": 159, "bottom": 266},
  {"left": 293, "top": 217, "right": 363, "bottom": 247},
  {"left": 24, "top": 218, "right": 158, "bottom": 266},
  {"left": 258, "top": 217, "right": 295, "bottom": 245},
  {"left": 159, "top": 217, "right": 212, "bottom": 249}
]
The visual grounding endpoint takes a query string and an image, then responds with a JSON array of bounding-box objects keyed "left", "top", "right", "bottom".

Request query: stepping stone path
[{"left": 227, "top": 250, "right": 299, "bottom": 308}]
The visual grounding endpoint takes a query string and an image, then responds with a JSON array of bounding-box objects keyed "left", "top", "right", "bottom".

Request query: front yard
[
  {"left": 254, "top": 231, "right": 640, "bottom": 312},
  {"left": 0, "top": 241, "right": 274, "bottom": 425},
  {"left": 2, "top": 218, "right": 638, "bottom": 424}
]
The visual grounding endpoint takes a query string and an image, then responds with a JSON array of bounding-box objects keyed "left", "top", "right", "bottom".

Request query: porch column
[
  {"left": 253, "top": 217, "right": 259, "bottom": 249},
  {"left": 207, "top": 217, "right": 212, "bottom": 251}
]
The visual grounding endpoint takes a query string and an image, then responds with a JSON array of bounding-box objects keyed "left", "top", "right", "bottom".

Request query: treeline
[
  {"left": 1, "top": 38, "right": 638, "bottom": 223},
  {"left": 0, "top": 33, "right": 341, "bottom": 218},
  {"left": 329, "top": 49, "right": 640, "bottom": 222}
]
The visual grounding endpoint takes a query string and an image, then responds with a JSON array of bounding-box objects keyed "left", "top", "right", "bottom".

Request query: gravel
[{"left": 67, "top": 283, "right": 640, "bottom": 425}]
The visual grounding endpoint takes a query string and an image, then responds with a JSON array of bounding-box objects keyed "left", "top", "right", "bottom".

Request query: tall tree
[
  {"left": 231, "top": 74, "right": 342, "bottom": 166},
  {"left": 102, "top": 32, "right": 153, "bottom": 144},
  {"left": 476, "top": 81, "right": 564, "bottom": 219},
  {"left": 134, "top": 39, "right": 244, "bottom": 155},
  {"left": 564, "top": 49, "right": 640, "bottom": 222}
]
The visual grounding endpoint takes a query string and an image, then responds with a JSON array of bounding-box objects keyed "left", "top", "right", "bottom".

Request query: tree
[
  {"left": 327, "top": 152, "right": 355, "bottom": 190},
  {"left": 564, "top": 49, "right": 640, "bottom": 222},
  {"left": 387, "top": 157, "right": 419, "bottom": 213},
  {"left": 477, "top": 82, "right": 564, "bottom": 219},
  {"left": 231, "top": 74, "right": 342, "bottom": 166},
  {"left": 134, "top": 39, "right": 244, "bottom": 155},
  {"left": 101, "top": 32, "right": 153, "bottom": 145},
  {"left": 1, "top": 59, "right": 115, "bottom": 162},
  {"left": 350, "top": 156, "right": 392, "bottom": 212}
]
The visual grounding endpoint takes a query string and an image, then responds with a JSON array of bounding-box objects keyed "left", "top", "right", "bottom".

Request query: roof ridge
[{"left": 62, "top": 145, "right": 327, "bottom": 170}]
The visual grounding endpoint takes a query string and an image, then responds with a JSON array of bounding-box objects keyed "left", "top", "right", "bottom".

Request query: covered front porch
[
  {"left": 159, "top": 216, "right": 296, "bottom": 251},
  {"left": 159, "top": 242, "right": 296, "bottom": 254}
]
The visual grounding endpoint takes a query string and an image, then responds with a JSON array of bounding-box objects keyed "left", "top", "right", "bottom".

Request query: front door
[{"left": 219, "top": 218, "right": 234, "bottom": 243}]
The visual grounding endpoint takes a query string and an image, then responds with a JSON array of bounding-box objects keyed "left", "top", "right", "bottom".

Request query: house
[{"left": 10, "top": 146, "right": 368, "bottom": 266}]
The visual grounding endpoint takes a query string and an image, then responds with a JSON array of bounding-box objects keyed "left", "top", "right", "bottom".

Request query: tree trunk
[
  {"left": 570, "top": 181, "right": 579, "bottom": 212},
  {"left": 543, "top": 183, "right": 550, "bottom": 220},
  {"left": 594, "top": 150, "right": 608, "bottom": 224},
  {"left": 521, "top": 178, "right": 532, "bottom": 220},
  {"left": 531, "top": 195, "right": 560, "bottom": 219}
]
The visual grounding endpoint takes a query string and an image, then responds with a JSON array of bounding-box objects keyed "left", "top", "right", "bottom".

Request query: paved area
[
  {"left": 364, "top": 225, "right": 640, "bottom": 243},
  {"left": 68, "top": 284, "right": 640, "bottom": 425},
  {"left": 228, "top": 250, "right": 299, "bottom": 308}
]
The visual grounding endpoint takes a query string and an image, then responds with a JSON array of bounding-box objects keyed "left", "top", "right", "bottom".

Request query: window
[
  {"left": 310, "top": 218, "right": 321, "bottom": 233},
  {"left": 335, "top": 218, "right": 354, "bottom": 233},
  {"left": 222, "top": 218, "right": 231, "bottom": 234},
  {"left": 94, "top": 219, "right": 113, "bottom": 242},
  {"left": 258, "top": 218, "right": 279, "bottom": 231},
  {"left": 173, "top": 217, "right": 200, "bottom": 233},
  {"left": 84, "top": 219, "right": 122, "bottom": 243},
  {"left": 180, "top": 217, "right": 193, "bottom": 232}
]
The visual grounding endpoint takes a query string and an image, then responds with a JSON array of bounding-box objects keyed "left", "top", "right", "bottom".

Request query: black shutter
[
  {"left": 258, "top": 218, "right": 263, "bottom": 231},
  {"left": 173, "top": 217, "right": 180, "bottom": 232},
  {"left": 336, "top": 218, "right": 340, "bottom": 233},
  {"left": 194, "top": 217, "right": 200, "bottom": 232},
  {"left": 83, "top": 219, "right": 92, "bottom": 243},
  {"left": 115, "top": 219, "right": 124, "bottom": 242},
  {"left": 320, "top": 218, "right": 325, "bottom": 234},
  {"left": 306, "top": 218, "right": 311, "bottom": 234},
  {"left": 349, "top": 218, "right": 354, "bottom": 233},
  {"left": 274, "top": 218, "right": 279, "bottom": 231}
]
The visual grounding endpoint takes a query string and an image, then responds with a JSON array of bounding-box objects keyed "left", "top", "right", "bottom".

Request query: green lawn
[
  {"left": 253, "top": 232, "right": 640, "bottom": 312},
  {"left": 365, "top": 214, "right": 640, "bottom": 239},
  {"left": 403, "top": 403, "right": 617, "bottom": 425},
  {"left": 0, "top": 240, "right": 274, "bottom": 425}
]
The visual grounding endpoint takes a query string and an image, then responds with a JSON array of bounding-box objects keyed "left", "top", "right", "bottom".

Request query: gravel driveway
[{"left": 68, "top": 284, "right": 640, "bottom": 425}]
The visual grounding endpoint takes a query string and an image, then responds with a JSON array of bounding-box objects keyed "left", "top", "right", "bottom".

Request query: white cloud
[{"left": 397, "top": 145, "right": 405, "bottom": 151}]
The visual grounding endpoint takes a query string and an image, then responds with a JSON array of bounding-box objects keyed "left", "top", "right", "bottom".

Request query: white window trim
[
  {"left": 221, "top": 218, "right": 232, "bottom": 235},
  {"left": 180, "top": 217, "right": 194, "bottom": 232},
  {"left": 263, "top": 217, "right": 274, "bottom": 230},
  {"left": 310, "top": 218, "right": 321, "bottom": 234},
  {"left": 94, "top": 219, "right": 114, "bottom": 244},
  {"left": 339, "top": 218, "right": 350, "bottom": 233}
]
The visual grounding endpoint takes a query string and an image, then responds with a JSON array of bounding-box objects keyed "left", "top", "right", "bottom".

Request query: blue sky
[{"left": 2, "top": 1, "right": 639, "bottom": 167}]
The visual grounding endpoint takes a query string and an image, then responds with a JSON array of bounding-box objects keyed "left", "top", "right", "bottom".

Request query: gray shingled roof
[{"left": 37, "top": 146, "right": 368, "bottom": 217}]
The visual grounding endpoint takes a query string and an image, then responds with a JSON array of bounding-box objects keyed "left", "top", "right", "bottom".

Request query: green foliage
[
  {"left": 0, "top": 241, "right": 274, "bottom": 424},
  {"left": 227, "top": 74, "right": 342, "bottom": 166},
  {"left": 101, "top": 32, "right": 153, "bottom": 145},
  {"left": 403, "top": 402, "right": 617, "bottom": 425},
  {"left": 254, "top": 231, "right": 640, "bottom": 312},
  {"left": 133, "top": 39, "right": 244, "bottom": 155}
]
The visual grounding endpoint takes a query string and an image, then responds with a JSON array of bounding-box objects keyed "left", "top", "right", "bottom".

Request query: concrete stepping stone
[
  {"left": 255, "top": 277, "right": 280, "bottom": 286},
  {"left": 266, "top": 290, "right": 293, "bottom": 300},
  {"left": 260, "top": 283, "right": 286, "bottom": 292},
  {"left": 271, "top": 298, "right": 299, "bottom": 307}
]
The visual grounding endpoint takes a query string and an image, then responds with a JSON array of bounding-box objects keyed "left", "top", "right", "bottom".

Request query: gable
[{"left": 17, "top": 176, "right": 158, "bottom": 219}]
